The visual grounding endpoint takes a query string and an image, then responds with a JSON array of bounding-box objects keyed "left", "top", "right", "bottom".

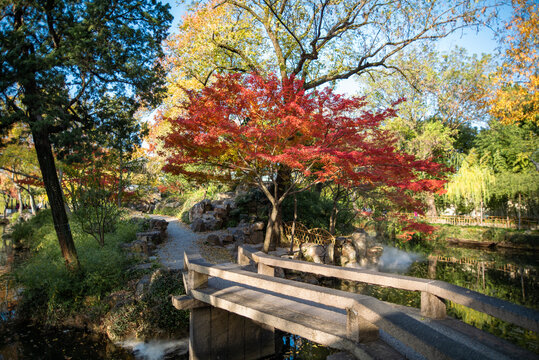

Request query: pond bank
[{"left": 0, "top": 211, "right": 192, "bottom": 359}]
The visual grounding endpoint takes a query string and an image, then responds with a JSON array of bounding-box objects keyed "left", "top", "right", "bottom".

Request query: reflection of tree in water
[{"left": 420, "top": 257, "right": 538, "bottom": 353}]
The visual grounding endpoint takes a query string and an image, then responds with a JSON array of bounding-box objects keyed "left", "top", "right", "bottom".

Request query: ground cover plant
[{"left": 13, "top": 210, "right": 140, "bottom": 324}]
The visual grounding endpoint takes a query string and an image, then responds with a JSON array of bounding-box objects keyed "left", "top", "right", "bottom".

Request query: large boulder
[
  {"left": 126, "top": 239, "right": 155, "bottom": 256},
  {"left": 340, "top": 242, "right": 357, "bottom": 266},
  {"left": 213, "top": 205, "right": 229, "bottom": 220},
  {"left": 201, "top": 214, "right": 223, "bottom": 231},
  {"left": 136, "top": 230, "right": 162, "bottom": 244},
  {"left": 250, "top": 221, "right": 265, "bottom": 232},
  {"left": 190, "top": 218, "right": 206, "bottom": 232},
  {"left": 246, "top": 230, "right": 264, "bottom": 244},
  {"left": 189, "top": 199, "right": 213, "bottom": 222},
  {"left": 351, "top": 230, "right": 369, "bottom": 258},
  {"left": 220, "top": 233, "right": 235, "bottom": 244},
  {"left": 302, "top": 243, "right": 325, "bottom": 264},
  {"left": 326, "top": 243, "right": 335, "bottom": 265}
]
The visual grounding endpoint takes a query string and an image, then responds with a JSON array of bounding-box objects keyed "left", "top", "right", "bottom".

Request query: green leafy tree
[
  {"left": 475, "top": 120, "right": 539, "bottom": 223},
  {"left": 0, "top": 1, "right": 172, "bottom": 270},
  {"left": 168, "top": 0, "right": 498, "bottom": 90}
]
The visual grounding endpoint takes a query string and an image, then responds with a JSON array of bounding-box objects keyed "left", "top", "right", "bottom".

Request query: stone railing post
[
  {"left": 258, "top": 262, "right": 275, "bottom": 277},
  {"left": 237, "top": 246, "right": 251, "bottom": 266},
  {"left": 346, "top": 306, "right": 379, "bottom": 343},
  {"left": 184, "top": 252, "right": 208, "bottom": 296},
  {"left": 420, "top": 292, "right": 446, "bottom": 319}
]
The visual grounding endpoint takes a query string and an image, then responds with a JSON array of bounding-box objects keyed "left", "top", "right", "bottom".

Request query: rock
[
  {"left": 326, "top": 243, "right": 335, "bottom": 264},
  {"left": 223, "top": 199, "right": 237, "bottom": 210},
  {"left": 149, "top": 218, "right": 168, "bottom": 231},
  {"left": 231, "top": 228, "right": 246, "bottom": 244},
  {"left": 190, "top": 218, "right": 206, "bottom": 232},
  {"left": 250, "top": 221, "right": 265, "bottom": 232},
  {"left": 135, "top": 275, "right": 151, "bottom": 298},
  {"left": 302, "top": 244, "right": 325, "bottom": 264},
  {"left": 136, "top": 230, "right": 162, "bottom": 244},
  {"left": 220, "top": 234, "right": 234, "bottom": 244},
  {"left": 200, "top": 214, "right": 223, "bottom": 231},
  {"left": 247, "top": 230, "right": 264, "bottom": 244},
  {"left": 207, "top": 234, "right": 222, "bottom": 246},
  {"left": 213, "top": 205, "right": 229, "bottom": 219},
  {"left": 345, "top": 262, "right": 361, "bottom": 269},
  {"left": 340, "top": 242, "right": 357, "bottom": 266},
  {"left": 129, "top": 263, "right": 153, "bottom": 271},
  {"left": 303, "top": 274, "right": 319, "bottom": 285},
  {"left": 216, "top": 192, "right": 235, "bottom": 201},
  {"left": 189, "top": 199, "right": 212, "bottom": 222},
  {"left": 128, "top": 240, "right": 148, "bottom": 254},
  {"left": 274, "top": 267, "right": 285, "bottom": 278},
  {"left": 351, "top": 230, "right": 368, "bottom": 257}
]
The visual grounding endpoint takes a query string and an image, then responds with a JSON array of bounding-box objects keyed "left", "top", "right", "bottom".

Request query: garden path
[{"left": 151, "top": 215, "right": 234, "bottom": 269}]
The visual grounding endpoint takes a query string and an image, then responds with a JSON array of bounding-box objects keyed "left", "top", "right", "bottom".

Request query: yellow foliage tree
[{"left": 490, "top": 0, "right": 538, "bottom": 125}]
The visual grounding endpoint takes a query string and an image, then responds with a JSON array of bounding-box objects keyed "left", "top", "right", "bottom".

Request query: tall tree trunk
[
  {"left": 29, "top": 191, "right": 36, "bottom": 215},
  {"left": 329, "top": 205, "right": 338, "bottom": 235},
  {"left": 263, "top": 202, "right": 281, "bottom": 253},
  {"left": 57, "top": 166, "right": 71, "bottom": 215},
  {"left": 118, "top": 152, "right": 123, "bottom": 208},
  {"left": 17, "top": 187, "right": 23, "bottom": 215},
  {"left": 31, "top": 128, "right": 80, "bottom": 271},
  {"left": 289, "top": 192, "right": 297, "bottom": 254},
  {"left": 480, "top": 200, "right": 484, "bottom": 225},
  {"left": 518, "top": 192, "right": 522, "bottom": 230},
  {"left": 425, "top": 193, "right": 437, "bottom": 217}
]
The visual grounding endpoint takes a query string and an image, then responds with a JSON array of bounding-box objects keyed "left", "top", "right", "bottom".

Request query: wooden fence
[{"left": 426, "top": 215, "right": 538, "bottom": 229}]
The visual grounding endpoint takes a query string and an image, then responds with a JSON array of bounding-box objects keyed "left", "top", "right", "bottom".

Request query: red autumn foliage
[{"left": 163, "top": 73, "right": 446, "bottom": 242}]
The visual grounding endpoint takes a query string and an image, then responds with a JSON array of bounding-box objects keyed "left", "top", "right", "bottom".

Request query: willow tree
[
  {"left": 0, "top": 1, "right": 172, "bottom": 271},
  {"left": 446, "top": 151, "right": 495, "bottom": 221}
]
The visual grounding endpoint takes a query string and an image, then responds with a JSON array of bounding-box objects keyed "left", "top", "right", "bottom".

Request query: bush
[
  {"left": 282, "top": 190, "right": 355, "bottom": 235},
  {"left": 104, "top": 270, "right": 189, "bottom": 340},
  {"left": 14, "top": 211, "right": 140, "bottom": 323}
]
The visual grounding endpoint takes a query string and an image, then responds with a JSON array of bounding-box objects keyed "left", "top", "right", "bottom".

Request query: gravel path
[
  {"left": 151, "top": 215, "right": 199, "bottom": 270},
  {"left": 151, "top": 214, "right": 235, "bottom": 269}
]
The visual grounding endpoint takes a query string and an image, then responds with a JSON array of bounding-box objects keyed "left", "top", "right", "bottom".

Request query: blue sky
[
  {"left": 161, "top": 1, "right": 510, "bottom": 95},
  {"left": 163, "top": 1, "right": 509, "bottom": 56}
]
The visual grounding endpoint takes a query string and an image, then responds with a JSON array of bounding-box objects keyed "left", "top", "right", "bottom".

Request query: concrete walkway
[{"left": 151, "top": 215, "right": 199, "bottom": 270}]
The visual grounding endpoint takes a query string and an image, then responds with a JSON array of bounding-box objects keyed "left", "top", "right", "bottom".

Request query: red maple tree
[{"left": 163, "top": 73, "right": 446, "bottom": 252}]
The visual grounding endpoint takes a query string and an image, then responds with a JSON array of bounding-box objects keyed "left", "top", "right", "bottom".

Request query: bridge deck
[{"left": 179, "top": 258, "right": 537, "bottom": 360}]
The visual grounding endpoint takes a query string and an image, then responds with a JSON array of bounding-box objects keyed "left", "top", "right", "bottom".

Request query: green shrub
[
  {"left": 104, "top": 270, "right": 189, "bottom": 340},
  {"left": 282, "top": 190, "right": 355, "bottom": 235},
  {"left": 14, "top": 213, "right": 140, "bottom": 323}
]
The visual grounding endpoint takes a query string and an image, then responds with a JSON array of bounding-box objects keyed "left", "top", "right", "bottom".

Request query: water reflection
[{"left": 119, "top": 339, "right": 189, "bottom": 360}]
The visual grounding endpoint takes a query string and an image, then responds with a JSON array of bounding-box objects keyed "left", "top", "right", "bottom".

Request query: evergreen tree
[{"left": 0, "top": 1, "right": 172, "bottom": 270}]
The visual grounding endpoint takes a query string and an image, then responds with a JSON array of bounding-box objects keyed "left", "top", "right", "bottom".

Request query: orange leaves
[{"left": 489, "top": 0, "right": 539, "bottom": 125}]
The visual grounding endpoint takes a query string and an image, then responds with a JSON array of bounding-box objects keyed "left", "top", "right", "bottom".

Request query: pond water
[
  {"left": 342, "top": 242, "right": 539, "bottom": 355},
  {"left": 1, "top": 229, "right": 537, "bottom": 359}
]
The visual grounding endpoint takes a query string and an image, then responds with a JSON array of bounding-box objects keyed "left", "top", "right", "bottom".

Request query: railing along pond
[
  {"left": 426, "top": 215, "right": 538, "bottom": 229},
  {"left": 237, "top": 246, "right": 539, "bottom": 334}
]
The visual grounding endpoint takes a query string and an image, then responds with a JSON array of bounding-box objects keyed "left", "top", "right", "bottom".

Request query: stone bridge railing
[{"left": 238, "top": 246, "right": 539, "bottom": 333}]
